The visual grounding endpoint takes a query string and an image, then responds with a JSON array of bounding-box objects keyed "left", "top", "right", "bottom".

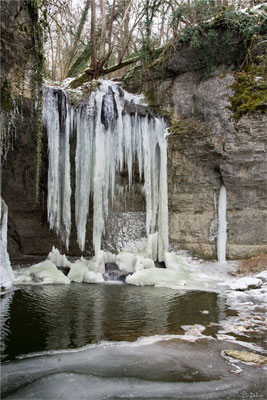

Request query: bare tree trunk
[
  {"left": 99, "top": 0, "right": 107, "bottom": 60},
  {"left": 90, "top": 0, "right": 97, "bottom": 72},
  {"left": 63, "top": 0, "right": 91, "bottom": 77}
]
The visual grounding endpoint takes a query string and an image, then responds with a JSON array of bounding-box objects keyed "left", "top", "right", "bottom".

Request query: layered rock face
[{"left": 124, "top": 51, "right": 266, "bottom": 259}]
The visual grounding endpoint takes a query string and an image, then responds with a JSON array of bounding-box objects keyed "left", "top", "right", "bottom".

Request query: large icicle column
[
  {"left": 43, "top": 86, "right": 72, "bottom": 250},
  {"left": 0, "top": 197, "right": 14, "bottom": 289},
  {"left": 217, "top": 185, "right": 227, "bottom": 263},
  {"left": 43, "top": 81, "right": 168, "bottom": 260}
]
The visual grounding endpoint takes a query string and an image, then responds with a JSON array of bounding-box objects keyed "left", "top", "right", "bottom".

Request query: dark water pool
[{"left": 1, "top": 284, "right": 232, "bottom": 361}]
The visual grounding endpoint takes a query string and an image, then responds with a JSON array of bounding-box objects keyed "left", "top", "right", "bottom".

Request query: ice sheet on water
[{"left": 2, "top": 334, "right": 266, "bottom": 400}]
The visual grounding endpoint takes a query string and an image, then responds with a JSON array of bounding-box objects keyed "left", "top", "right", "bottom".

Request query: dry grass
[{"left": 235, "top": 254, "right": 267, "bottom": 276}]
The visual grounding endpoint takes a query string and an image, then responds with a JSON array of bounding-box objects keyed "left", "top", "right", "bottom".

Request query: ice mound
[
  {"left": 116, "top": 252, "right": 137, "bottom": 273},
  {"left": 125, "top": 251, "right": 191, "bottom": 287},
  {"left": 126, "top": 267, "right": 187, "bottom": 286},
  {"left": 84, "top": 271, "right": 104, "bottom": 284},
  {"left": 68, "top": 262, "right": 88, "bottom": 283},
  {"left": 164, "top": 252, "right": 190, "bottom": 272},
  {"left": 67, "top": 251, "right": 117, "bottom": 283},
  {"left": 47, "top": 246, "right": 71, "bottom": 267},
  {"left": 68, "top": 259, "right": 104, "bottom": 283},
  {"left": 29, "top": 260, "right": 70, "bottom": 284},
  {"left": 135, "top": 256, "right": 154, "bottom": 271}
]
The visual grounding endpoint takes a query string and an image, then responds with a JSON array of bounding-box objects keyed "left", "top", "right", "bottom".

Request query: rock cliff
[
  {"left": 124, "top": 40, "right": 266, "bottom": 259},
  {"left": 0, "top": 0, "right": 59, "bottom": 258}
]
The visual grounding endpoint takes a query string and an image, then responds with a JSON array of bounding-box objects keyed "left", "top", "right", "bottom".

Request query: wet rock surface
[{"left": 103, "top": 263, "right": 127, "bottom": 282}]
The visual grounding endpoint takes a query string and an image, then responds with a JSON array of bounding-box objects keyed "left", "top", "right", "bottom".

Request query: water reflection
[
  {"left": 0, "top": 291, "right": 14, "bottom": 360},
  {"left": 1, "top": 284, "right": 228, "bottom": 360}
]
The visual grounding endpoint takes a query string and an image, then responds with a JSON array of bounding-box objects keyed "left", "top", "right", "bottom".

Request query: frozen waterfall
[
  {"left": 43, "top": 86, "right": 72, "bottom": 250},
  {"left": 217, "top": 185, "right": 227, "bottom": 263},
  {"left": 43, "top": 81, "right": 168, "bottom": 261},
  {"left": 0, "top": 198, "right": 14, "bottom": 289}
]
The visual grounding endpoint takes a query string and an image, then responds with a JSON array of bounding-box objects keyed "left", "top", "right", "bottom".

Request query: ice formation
[
  {"left": 68, "top": 262, "right": 104, "bottom": 283},
  {"left": 217, "top": 185, "right": 227, "bottom": 263},
  {"left": 0, "top": 198, "right": 14, "bottom": 289},
  {"left": 125, "top": 267, "right": 187, "bottom": 286},
  {"left": 28, "top": 260, "right": 70, "bottom": 284},
  {"left": 43, "top": 86, "right": 72, "bottom": 250},
  {"left": 47, "top": 246, "right": 71, "bottom": 267},
  {"left": 43, "top": 81, "right": 168, "bottom": 260}
]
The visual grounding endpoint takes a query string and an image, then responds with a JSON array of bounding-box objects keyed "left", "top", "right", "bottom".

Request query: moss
[
  {"left": 69, "top": 72, "right": 93, "bottom": 89},
  {"left": 228, "top": 58, "right": 267, "bottom": 120},
  {"left": 27, "top": 0, "right": 45, "bottom": 201},
  {"left": 1, "top": 0, "right": 44, "bottom": 177},
  {"left": 1, "top": 80, "right": 13, "bottom": 112}
]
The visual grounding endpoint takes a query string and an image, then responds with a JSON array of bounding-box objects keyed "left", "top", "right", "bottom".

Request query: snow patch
[{"left": 230, "top": 277, "right": 262, "bottom": 291}]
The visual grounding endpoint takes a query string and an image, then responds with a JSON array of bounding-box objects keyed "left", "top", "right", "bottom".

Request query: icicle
[
  {"left": 0, "top": 198, "right": 14, "bottom": 289},
  {"left": 43, "top": 86, "right": 71, "bottom": 249},
  {"left": 157, "top": 120, "right": 169, "bottom": 262},
  {"left": 44, "top": 80, "right": 169, "bottom": 259},
  {"left": 75, "top": 95, "right": 95, "bottom": 251},
  {"left": 217, "top": 185, "right": 227, "bottom": 263}
]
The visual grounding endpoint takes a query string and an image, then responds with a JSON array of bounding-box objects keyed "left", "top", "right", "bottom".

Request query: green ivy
[{"left": 175, "top": 8, "right": 267, "bottom": 78}]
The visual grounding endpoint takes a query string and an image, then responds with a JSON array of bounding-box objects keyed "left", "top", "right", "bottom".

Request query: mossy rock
[
  {"left": 69, "top": 72, "right": 93, "bottom": 89},
  {"left": 224, "top": 350, "right": 267, "bottom": 365},
  {"left": 1, "top": 80, "right": 14, "bottom": 112},
  {"left": 228, "top": 57, "right": 267, "bottom": 120}
]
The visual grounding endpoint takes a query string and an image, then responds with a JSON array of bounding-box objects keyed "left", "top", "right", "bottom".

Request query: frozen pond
[{"left": 1, "top": 282, "right": 266, "bottom": 399}]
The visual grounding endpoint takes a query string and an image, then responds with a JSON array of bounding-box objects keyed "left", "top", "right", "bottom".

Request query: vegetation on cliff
[
  {"left": 123, "top": 3, "right": 266, "bottom": 121},
  {"left": 0, "top": 0, "right": 44, "bottom": 200},
  {"left": 228, "top": 56, "right": 267, "bottom": 120}
]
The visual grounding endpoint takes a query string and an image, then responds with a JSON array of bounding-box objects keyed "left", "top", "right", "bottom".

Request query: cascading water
[
  {"left": 43, "top": 81, "right": 169, "bottom": 261},
  {"left": 217, "top": 185, "right": 227, "bottom": 263}
]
